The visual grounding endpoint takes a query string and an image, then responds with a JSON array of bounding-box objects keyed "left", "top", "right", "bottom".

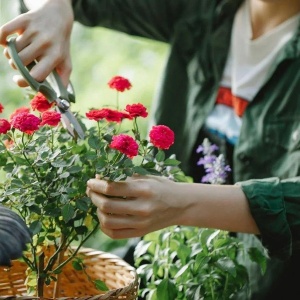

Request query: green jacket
[{"left": 72, "top": 0, "right": 300, "bottom": 296}]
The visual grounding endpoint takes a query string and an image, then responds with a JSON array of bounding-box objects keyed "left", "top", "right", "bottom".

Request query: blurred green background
[{"left": 0, "top": 1, "right": 168, "bottom": 254}]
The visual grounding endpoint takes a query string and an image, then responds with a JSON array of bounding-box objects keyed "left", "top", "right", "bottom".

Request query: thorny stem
[
  {"left": 53, "top": 234, "right": 67, "bottom": 298},
  {"left": 20, "top": 138, "right": 48, "bottom": 198},
  {"left": 21, "top": 251, "right": 35, "bottom": 270},
  {"left": 44, "top": 238, "right": 68, "bottom": 273},
  {"left": 37, "top": 251, "right": 45, "bottom": 297},
  {"left": 132, "top": 118, "right": 140, "bottom": 140},
  {"left": 116, "top": 91, "right": 119, "bottom": 110},
  {"left": 51, "top": 223, "right": 99, "bottom": 273}
]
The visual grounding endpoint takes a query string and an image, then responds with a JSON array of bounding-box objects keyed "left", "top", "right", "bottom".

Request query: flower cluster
[
  {"left": 196, "top": 138, "right": 231, "bottom": 184},
  {"left": 0, "top": 75, "right": 187, "bottom": 297}
]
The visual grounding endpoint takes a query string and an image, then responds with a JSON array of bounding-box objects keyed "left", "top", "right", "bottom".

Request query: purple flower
[{"left": 196, "top": 138, "right": 231, "bottom": 184}]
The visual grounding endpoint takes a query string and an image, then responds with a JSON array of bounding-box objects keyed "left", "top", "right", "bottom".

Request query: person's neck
[{"left": 250, "top": 0, "right": 300, "bottom": 39}]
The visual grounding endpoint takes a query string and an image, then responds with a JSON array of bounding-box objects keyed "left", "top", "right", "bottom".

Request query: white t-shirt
[{"left": 204, "top": 0, "right": 300, "bottom": 144}]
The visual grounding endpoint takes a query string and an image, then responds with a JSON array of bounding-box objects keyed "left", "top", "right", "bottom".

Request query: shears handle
[{"left": 6, "top": 36, "right": 75, "bottom": 103}]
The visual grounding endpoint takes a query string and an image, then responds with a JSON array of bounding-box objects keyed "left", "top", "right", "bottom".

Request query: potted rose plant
[{"left": 0, "top": 76, "right": 187, "bottom": 298}]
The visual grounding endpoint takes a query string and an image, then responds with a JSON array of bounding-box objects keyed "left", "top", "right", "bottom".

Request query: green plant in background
[
  {"left": 134, "top": 139, "right": 268, "bottom": 300},
  {"left": 135, "top": 227, "right": 267, "bottom": 300}
]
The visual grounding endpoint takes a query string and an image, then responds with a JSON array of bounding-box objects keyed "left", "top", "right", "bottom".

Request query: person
[
  {"left": 0, "top": 205, "right": 32, "bottom": 267},
  {"left": 1, "top": 0, "right": 300, "bottom": 298}
]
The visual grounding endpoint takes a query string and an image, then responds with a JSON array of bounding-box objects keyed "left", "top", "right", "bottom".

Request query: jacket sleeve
[
  {"left": 71, "top": 0, "right": 200, "bottom": 42},
  {"left": 237, "top": 177, "right": 300, "bottom": 260}
]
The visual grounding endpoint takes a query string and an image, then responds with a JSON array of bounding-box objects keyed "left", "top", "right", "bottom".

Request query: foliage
[
  {"left": 134, "top": 140, "right": 268, "bottom": 300},
  {"left": 135, "top": 227, "right": 267, "bottom": 300},
  {"left": 0, "top": 76, "right": 187, "bottom": 297}
]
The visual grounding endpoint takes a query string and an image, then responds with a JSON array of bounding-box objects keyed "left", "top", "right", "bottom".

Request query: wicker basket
[{"left": 0, "top": 247, "right": 139, "bottom": 299}]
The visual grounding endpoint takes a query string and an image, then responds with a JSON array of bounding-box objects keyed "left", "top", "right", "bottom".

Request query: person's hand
[
  {"left": 0, "top": 205, "right": 32, "bottom": 267},
  {"left": 86, "top": 175, "right": 260, "bottom": 239},
  {"left": 86, "top": 175, "right": 187, "bottom": 239},
  {"left": 0, "top": 0, "right": 74, "bottom": 87}
]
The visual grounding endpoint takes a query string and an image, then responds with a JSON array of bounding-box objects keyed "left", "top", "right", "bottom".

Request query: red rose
[
  {"left": 11, "top": 112, "right": 41, "bottom": 134},
  {"left": 10, "top": 107, "right": 30, "bottom": 120},
  {"left": 0, "top": 119, "right": 11, "bottom": 134},
  {"left": 121, "top": 112, "right": 132, "bottom": 120},
  {"left": 0, "top": 103, "right": 4, "bottom": 114},
  {"left": 40, "top": 110, "right": 61, "bottom": 126},
  {"left": 30, "top": 92, "right": 53, "bottom": 112},
  {"left": 86, "top": 108, "right": 126, "bottom": 123},
  {"left": 86, "top": 109, "right": 106, "bottom": 121},
  {"left": 149, "top": 125, "right": 175, "bottom": 150},
  {"left": 109, "top": 134, "right": 139, "bottom": 159},
  {"left": 108, "top": 76, "right": 132, "bottom": 92},
  {"left": 125, "top": 103, "right": 148, "bottom": 118}
]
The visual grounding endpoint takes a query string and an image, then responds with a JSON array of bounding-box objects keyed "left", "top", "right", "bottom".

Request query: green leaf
[
  {"left": 156, "top": 278, "right": 177, "bottom": 300},
  {"left": 14, "top": 156, "right": 28, "bottom": 165},
  {"left": 133, "top": 166, "right": 149, "bottom": 175},
  {"left": 155, "top": 150, "right": 165, "bottom": 162},
  {"left": 59, "top": 172, "right": 70, "bottom": 179},
  {"left": 174, "top": 264, "right": 189, "bottom": 279},
  {"left": 72, "top": 260, "right": 83, "bottom": 271},
  {"left": 68, "top": 165, "right": 82, "bottom": 173},
  {"left": 0, "top": 156, "right": 7, "bottom": 166},
  {"left": 173, "top": 173, "right": 191, "bottom": 182},
  {"left": 176, "top": 244, "right": 192, "bottom": 265},
  {"left": 88, "top": 136, "right": 102, "bottom": 150},
  {"left": 94, "top": 279, "right": 109, "bottom": 291},
  {"left": 123, "top": 158, "right": 133, "bottom": 167},
  {"left": 76, "top": 197, "right": 90, "bottom": 212},
  {"left": 4, "top": 188, "right": 21, "bottom": 195},
  {"left": 134, "top": 241, "right": 152, "bottom": 258},
  {"left": 51, "top": 160, "right": 69, "bottom": 168},
  {"left": 163, "top": 158, "right": 181, "bottom": 166},
  {"left": 29, "top": 220, "right": 42, "bottom": 235},
  {"left": 40, "top": 151, "right": 50, "bottom": 160},
  {"left": 46, "top": 234, "right": 56, "bottom": 241},
  {"left": 216, "top": 257, "right": 237, "bottom": 277},
  {"left": 62, "top": 203, "right": 75, "bottom": 223},
  {"left": 194, "top": 254, "right": 211, "bottom": 273},
  {"left": 75, "top": 225, "right": 88, "bottom": 235},
  {"left": 248, "top": 247, "right": 268, "bottom": 274}
]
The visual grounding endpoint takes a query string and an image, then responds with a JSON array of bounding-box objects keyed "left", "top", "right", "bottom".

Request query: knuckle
[
  {"left": 102, "top": 181, "right": 117, "bottom": 196},
  {"left": 99, "top": 201, "right": 112, "bottom": 214}
]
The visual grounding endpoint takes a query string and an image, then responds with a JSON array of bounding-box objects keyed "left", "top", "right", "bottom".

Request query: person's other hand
[
  {"left": 0, "top": 0, "right": 74, "bottom": 87},
  {"left": 0, "top": 205, "right": 32, "bottom": 267},
  {"left": 86, "top": 176, "right": 186, "bottom": 239}
]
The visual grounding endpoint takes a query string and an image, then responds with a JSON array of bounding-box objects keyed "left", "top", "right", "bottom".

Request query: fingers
[
  {"left": 96, "top": 209, "right": 149, "bottom": 239},
  {"left": 56, "top": 56, "right": 72, "bottom": 87},
  {"left": 0, "top": 14, "right": 28, "bottom": 46},
  {"left": 87, "top": 178, "right": 130, "bottom": 198},
  {"left": 87, "top": 176, "right": 149, "bottom": 199},
  {"left": 87, "top": 187, "right": 144, "bottom": 216},
  {"left": 5, "top": 35, "right": 72, "bottom": 87},
  {"left": 86, "top": 176, "right": 180, "bottom": 239},
  {"left": 0, "top": 0, "right": 74, "bottom": 87}
]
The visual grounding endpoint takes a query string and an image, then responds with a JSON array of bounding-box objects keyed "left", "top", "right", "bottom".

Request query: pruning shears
[{"left": 6, "top": 36, "right": 85, "bottom": 140}]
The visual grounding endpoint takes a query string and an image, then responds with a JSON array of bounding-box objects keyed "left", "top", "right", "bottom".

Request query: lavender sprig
[{"left": 196, "top": 138, "right": 231, "bottom": 184}]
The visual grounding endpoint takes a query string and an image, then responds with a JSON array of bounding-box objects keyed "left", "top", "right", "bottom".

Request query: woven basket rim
[{"left": 0, "top": 247, "right": 139, "bottom": 300}]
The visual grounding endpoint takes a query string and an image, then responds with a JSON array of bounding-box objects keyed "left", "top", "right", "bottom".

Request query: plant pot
[{"left": 0, "top": 247, "right": 139, "bottom": 299}]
